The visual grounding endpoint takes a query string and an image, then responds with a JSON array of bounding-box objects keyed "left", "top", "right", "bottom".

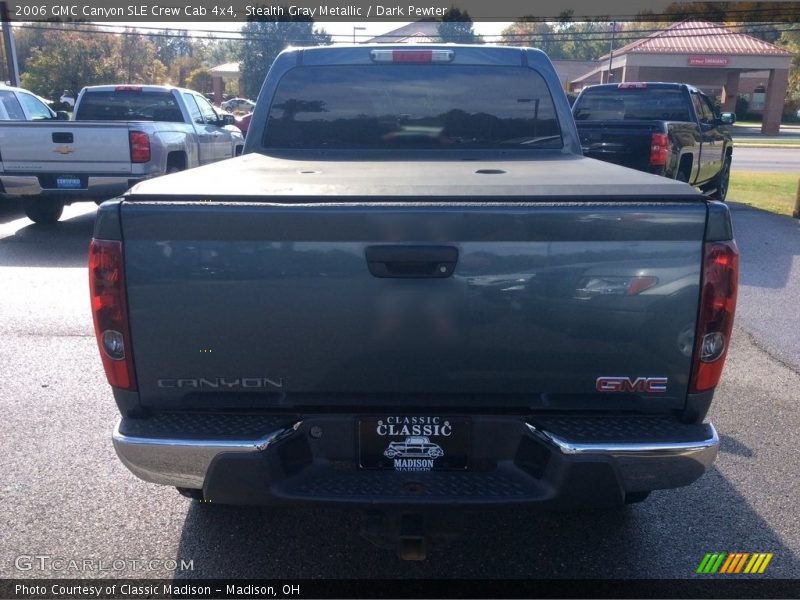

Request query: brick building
[{"left": 569, "top": 20, "right": 793, "bottom": 134}]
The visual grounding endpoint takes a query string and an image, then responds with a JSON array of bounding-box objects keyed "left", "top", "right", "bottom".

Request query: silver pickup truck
[
  {"left": 0, "top": 84, "right": 244, "bottom": 223},
  {"left": 92, "top": 46, "right": 738, "bottom": 559}
]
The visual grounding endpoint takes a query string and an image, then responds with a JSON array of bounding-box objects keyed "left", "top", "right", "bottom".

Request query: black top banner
[{"left": 3, "top": 0, "right": 800, "bottom": 22}]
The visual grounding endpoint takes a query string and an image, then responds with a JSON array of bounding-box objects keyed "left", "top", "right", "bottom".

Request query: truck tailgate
[
  {"left": 0, "top": 122, "right": 132, "bottom": 174},
  {"left": 119, "top": 200, "right": 707, "bottom": 412},
  {"left": 577, "top": 121, "right": 663, "bottom": 171}
]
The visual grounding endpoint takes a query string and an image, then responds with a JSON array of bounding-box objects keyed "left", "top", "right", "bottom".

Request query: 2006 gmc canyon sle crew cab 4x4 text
[{"left": 90, "top": 46, "right": 738, "bottom": 558}]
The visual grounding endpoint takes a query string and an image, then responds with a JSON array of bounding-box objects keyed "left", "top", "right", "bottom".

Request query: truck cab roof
[
  {"left": 79, "top": 84, "right": 195, "bottom": 94},
  {"left": 580, "top": 82, "right": 703, "bottom": 94},
  {"left": 287, "top": 43, "right": 554, "bottom": 67}
]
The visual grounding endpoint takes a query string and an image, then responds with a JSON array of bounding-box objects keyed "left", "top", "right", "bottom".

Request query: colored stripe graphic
[
  {"left": 719, "top": 553, "right": 737, "bottom": 574},
  {"left": 699, "top": 553, "right": 719, "bottom": 574},
  {"left": 758, "top": 553, "right": 773, "bottom": 573},
  {"left": 704, "top": 553, "right": 726, "bottom": 574},
  {"left": 744, "top": 554, "right": 760, "bottom": 574},
  {"left": 697, "top": 553, "right": 713, "bottom": 574},
  {"left": 734, "top": 553, "right": 750, "bottom": 573},
  {"left": 711, "top": 553, "right": 726, "bottom": 573},
  {"left": 701, "top": 553, "right": 774, "bottom": 575}
]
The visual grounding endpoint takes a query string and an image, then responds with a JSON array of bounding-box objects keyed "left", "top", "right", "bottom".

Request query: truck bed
[
  {"left": 126, "top": 152, "right": 700, "bottom": 200},
  {"left": 105, "top": 153, "right": 707, "bottom": 414},
  {"left": 577, "top": 120, "right": 670, "bottom": 173}
]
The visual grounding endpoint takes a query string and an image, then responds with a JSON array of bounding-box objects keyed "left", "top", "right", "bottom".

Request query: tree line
[
  {"left": 9, "top": 23, "right": 241, "bottom": 102},
  {"left": 3, "top": 6, "right": 798, "bottom": 108}
]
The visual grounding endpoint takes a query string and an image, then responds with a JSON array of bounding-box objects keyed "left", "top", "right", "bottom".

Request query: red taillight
[
  {"left": 650, "top": 132, "right": 670, "bottom": 166},
  {"left": 690, "top": 241, "right": 739, "bottom": 393},
  {"left": 115, "top": 85, "right": 142, "bottom": 92},
  {"left": 89, "top": 239, "right": 137, "bottom": 391},
  {"left": 129, "top": 131, "right": 150, "bottom": 163}
]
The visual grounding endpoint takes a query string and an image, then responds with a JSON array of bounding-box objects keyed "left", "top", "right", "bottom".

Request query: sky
[
  {"left": 313, "top": 21, "right": 513, "bottom": 42},
  {"left": 109, "top": 21, "right": 513, "bottom": 43}
]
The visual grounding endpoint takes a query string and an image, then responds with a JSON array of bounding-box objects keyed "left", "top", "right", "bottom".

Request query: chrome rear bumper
[
  {"left": 112, "top": 415, "right": 719, "bottom": 505},
  {"left": 112, "top": 420, "right": 301, "bottom": 489},
  {"left": 526, "top": 422, "right": 719, "bottom": 492},
  {"left": 0, "top": 175, "right": 138, "bottom": 199}
]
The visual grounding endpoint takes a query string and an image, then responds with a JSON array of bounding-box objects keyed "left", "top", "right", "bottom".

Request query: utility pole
[
  {"left": 607, "top": 21, "right": 616, "bottom": 83},
  {"left": 0, "top": 2, "right": 20, "bottom": 86}
]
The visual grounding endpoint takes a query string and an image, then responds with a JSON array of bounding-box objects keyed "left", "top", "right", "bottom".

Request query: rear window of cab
[
  {"left": 263, "top": 65, "right": 563, "bottom": 151},
  {"left": 75, "top": 91, "right": 183, "bottom": 122}
]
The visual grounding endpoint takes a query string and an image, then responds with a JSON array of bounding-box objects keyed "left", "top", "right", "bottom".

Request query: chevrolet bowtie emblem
[{"left": 54, "top": 146, "right": 75, "bottom": 155}]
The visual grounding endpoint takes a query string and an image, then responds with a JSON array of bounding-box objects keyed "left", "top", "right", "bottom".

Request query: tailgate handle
[
  {"left": 365, "top": 245, "right": 458, "bottom": 278},
  {"left": 52, "top": 132, "right": 73, "bottom": 143}
]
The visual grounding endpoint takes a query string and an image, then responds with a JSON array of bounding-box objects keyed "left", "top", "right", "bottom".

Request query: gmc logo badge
[{"left": 596, "top": 376, "right": 668, "bottom": 393}]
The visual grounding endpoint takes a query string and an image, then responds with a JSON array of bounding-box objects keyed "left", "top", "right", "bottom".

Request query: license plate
[
  {"left": 358, "top": 416, "right": 469, "bottom": 471},
  {"left": 56, "top": 176, "right": 81, "bottom": 189}
]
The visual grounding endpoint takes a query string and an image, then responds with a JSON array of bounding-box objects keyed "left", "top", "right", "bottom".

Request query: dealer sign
[{"left": 688, "top": 56, "right": 730, "bottom": 66}]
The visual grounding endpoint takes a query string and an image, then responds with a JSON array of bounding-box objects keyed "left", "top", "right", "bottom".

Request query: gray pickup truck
[
  {"left": 91, "top": 46, "right": 738, "bottom": 558},
  {"left": 0, "top": 84, "right": 244, "bottom": 224}
]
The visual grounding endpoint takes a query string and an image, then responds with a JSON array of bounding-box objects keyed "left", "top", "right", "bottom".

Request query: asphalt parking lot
[{"left": 0, "top": 198, "right": 798, "bottom": 580}]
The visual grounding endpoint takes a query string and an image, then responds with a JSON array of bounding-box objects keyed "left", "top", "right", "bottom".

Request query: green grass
[{"left": 728, "top": 171, "right": 799, "bottom": 216}]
